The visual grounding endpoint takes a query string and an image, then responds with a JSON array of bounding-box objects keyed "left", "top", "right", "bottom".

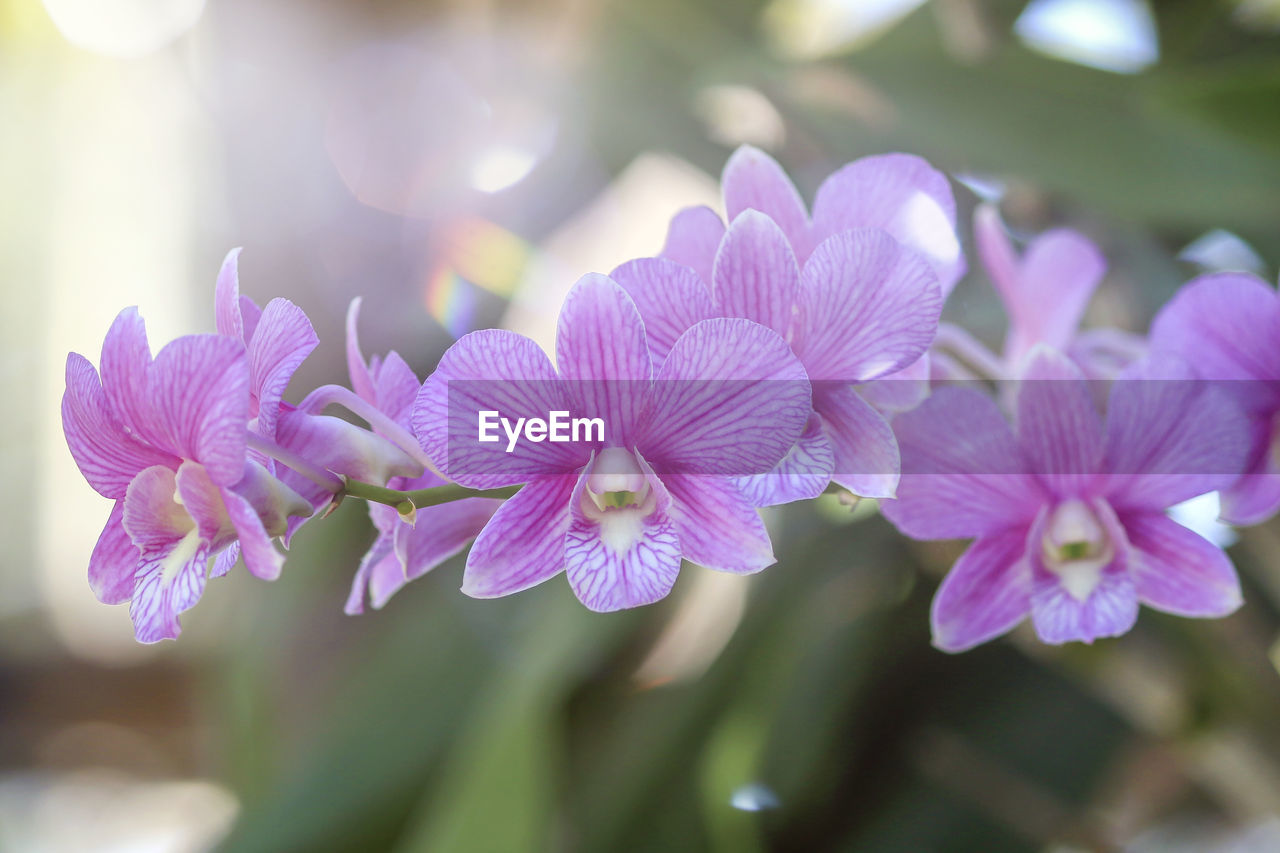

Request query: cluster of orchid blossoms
[{"left": 62, "top": 147, "right": 1280, "bottom": 652}]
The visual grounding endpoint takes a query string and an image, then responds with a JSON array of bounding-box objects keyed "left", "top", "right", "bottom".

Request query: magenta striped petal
[
  {"left": 1007, "top": 230, "right": 1104, "bottom": 366},
  {"left": 612, "top": 257, "right": 718, "bottom": 365},
  {"left": 371, "top": 351, "right": 421, "bottom": 429},
  {"left": 1014, "top": 347, "right": 1105, "bottom": 498},
  {"left": 817, "top": 384, "right": 900, "bottom": 499},
  {"left": 249, "top": 298, "right": 318, "bottom": 440},
  {"left": 810, "top": 153, "right": 964, "bottom": 293},
  {"left": 722, "top": 146, "right": 811, "bottom": 259},
  {"left": 659, "top": 205, "right": 725, "bottom": 288},
  {"left": 857, "top": 353, "right": 931, "bottom": 415},
  {"left": 399, "top": 498, "right": 499, "bottom": 584},
  {"left": 100, "top": 308, "right": 156, "bottom": 441},
  {"left": 565, "top": 461, "right": 681, "bottom": 611},
  {"left": 735, "top": 414, "right": 834, "bottom": 506},
  {"left": 461, "top": 475, "right": 576, "bottom": 597},
  {"left": 881, "top": 387, "right": 1045, "bottom": 540},
  {"left": 414, "top": 330, "right": 586, "bottom": 488},
  {"left": 147, "top": 334, "right": 251, "bottom": 486},
  {"left": 63, "top": 353, "right": 178, "bottom": 499},
  {"left": 663, "top": 474, "right": 774, "bottom": 574},
  {"left": 88, "top": 501, "right": 138, "bottom": 605},
  {"left": 639, "top": 318, "right": 810, "bottom": 476},
  {"left": 221, "top": 485, "right": 284, "bottom": 581},
  {"left": 1123, "top": 511, "right": 1242, "bottom": 617},
  {"left": 1027, "top": 501, "right": 1137, "bottom": 644},
  {"left": 792, "top": 229, "right": 941, "bottom": 382},
  {"left": 211, "top": 541, "right": 240, "bottom": 579},
  {"left": 712, "top": 211, "right": 801, "bottom": 336},
  {"left": 555, "top": 274, "right": 652, "bottom": 446},
  {"left": 931, "top": 527, "right": 1032, "bottom": 652}
]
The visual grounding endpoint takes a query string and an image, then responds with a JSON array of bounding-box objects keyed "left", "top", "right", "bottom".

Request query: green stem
[{"left": 340, "top": 478, "right": 520, "bottom": 509}]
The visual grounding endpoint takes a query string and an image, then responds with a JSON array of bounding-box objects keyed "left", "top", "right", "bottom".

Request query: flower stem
[{"left": 340, "top": 478, "right": 519, "bottom": 509}]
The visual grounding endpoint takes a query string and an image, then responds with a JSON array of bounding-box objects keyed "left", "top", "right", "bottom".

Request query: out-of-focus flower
[
  {"left": 618, "top": 216, "right": 940, "bottom": 505},
  {"left": 62, "top": 310, "right": 311, "bottom": 642},
  {"left": 414, "top": 274, "right": 811, "bottom": 611},
  {"left": 343, "top": 300, "right": 499, "bottom": 613},
  {"left": 948, "top": 203, "right": 1146, "bottom": 381},
  {"left": 1150, "top": 272, "right": 1280, "bottom": 525},
  {"left": 659, "top": 145, "right": 960, "bottom": 418},
  {"left": 881, "top": 347, "right": 1250, "bottom": 651}
]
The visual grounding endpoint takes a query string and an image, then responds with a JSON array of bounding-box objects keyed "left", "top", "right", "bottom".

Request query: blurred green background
[{"left": 2, "top": 0, "right": 1280, "bottom": 850}]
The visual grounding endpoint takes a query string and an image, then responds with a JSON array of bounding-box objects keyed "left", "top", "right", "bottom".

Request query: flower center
[
  {"left": 1040, "top": 499, "right": 1113, "bottom": 603},
  {"left": 584, "top": 447, "right": 651, "bottom": 513}
]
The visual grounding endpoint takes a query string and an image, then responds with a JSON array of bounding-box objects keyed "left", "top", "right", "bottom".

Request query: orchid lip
[
  {"left": 584, "top": 447, "right": 653, "bottom": 515},
  {"left": 1041, "top": 499, "right": 1113, "bottom": 603}
]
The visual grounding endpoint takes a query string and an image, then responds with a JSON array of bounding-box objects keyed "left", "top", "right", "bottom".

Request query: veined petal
[
  {"left": 230, "top": 459, "right": 313, "bottom": 539},
  {"left": 663, "top": 474, "right": 774, "bottom": 574},
  {"left": 1123, "top": 511, "right": 1242, "bottom": 617},
  {"left": 566, "top": 460, "right": 682, "bottom": 611},
  {"left": 1028, "top": 501, "right": 1138, "bottom": 644},
  {"left": 147, "top": 335, "right": 251, "bottom": 486},
  {"left": 345, "top": 532, "right": 396, "bottom": 615},
  {"left": 211, "top": 541, "right": 241, "bottom": 579},
  {"left": 640, "top": 318, "right": 810, "bottom": 476},
  {"left": 221, "top": 486, "right": 284, "bottom": 581},
  {"left": 1103, "top": 358, "right": 1252, "bottom": 511},
  {"left": 1014, "top": 346, "right": 1105, "bottom": 497},
  {"left": 931, "top": 527, "right": 1033, "bottom": 652},
  {"left": 249, "top": 298, "right": 318, "bottom": 440},
  {"left": 734, "top": 414, "right": 834, "bottom": 506},
  {"left": 881, "top": 387, "right": 1044, "bottom": 540},
  {"left": 414, "top": 330, "right": 585, "bottom": 489},
  {"left": 100, "top": 307, "right": 155, "bottom": 441},
  {"left": 89, "top": 501, "right": 138, "bottom": 605},
  {"left": 659, "top": 205, "right": 725, "bottom": 288},
  {"left": 792, "top": 229, "right": 941, "bottom": 382},
  {"left": 817, "top": 384, "right": 900, "bottom": 499},
  {"left": 123, "top": 464, "right": 225, "bottom": 643},
  {"left": 555, "top": 274, "right": 651, "bottom": 446},
  {"left": 398, "top": 498, "right": 500, "bottom": 585},
  {"left": 63, "top": 353, "right": 178, "bottom": 499},
  {"left": 810, "top": 153, "right": 964, "bottom": 293},
  {"left": 371, "top": 351, "right": 422, "bottom": 429},
  {"left": 214, "top": 248, "right": 246, "bottom": 342},
  {"left": 722, "top": 145, "right": 811, "bottom": 258},
  {"left": 612, "top": 257, "right": 718, "bottom": 365},
  {"left": 461, "top": 475, "right": 576, "bottom": 597},
  {"left": 713, "top": 211, "right": 801, "bottom": 336}
]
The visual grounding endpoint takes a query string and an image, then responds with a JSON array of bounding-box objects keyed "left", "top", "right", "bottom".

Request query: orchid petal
[
  {"left": 63, "top": 353, "right": 178, "bottom": 499},
  {"left": 1014, "top": 346, "right": 1105, "bottom": 497},
  {"left": 857, "top": 353, "right": 931, "bottom": 415},
  {"left": 221, "top": 486, "right": 284, "bottom": 581},
  {"left": 461, "top": 475, "right": 576, "bottom": 598},
  {"left": 712, "top": 210, "right": 801, "bottom": 335},
  {"left": 1005, "top": 229, "right": 1105, "bottom": 364},
  {"left": 612, "top": 257, "right": 718, "bottom": 365},
  {"left": 817, "top": 383, "right": 900, "bottom": 499},
  {"left": 555, "top": 274, "right": 652, "bottom": 445},
  {"left": 792, "top": 229, "right": 941, "bottom": 382},
  {"left": 100, "top": 307, "right": 155, "bottom": 441},
  {"left": 811, "top": 153, "right": 964, "bottom": 293},
  {"left": 722, "top": 145, "right": 811, "bottom": 258},
  {"left": 214, "top": 248, "right": 245, "bottom": 342},
  {"left": 89, "top": 502, "right": 138, "bottom": 605},
  {"left": 881, "top": 387, "right": 1044, "bottom": 540},
  {"left": 659, "top": 205, "right": 725, "bottom": 288},
  {"left": 663, "top": 474, "right": 774, "bottom": 574},
  {"left": 1123, "top": 511, "right": 1242, "bottom": 617},
  {"left": 345, "top": 533, "right": 395, "bottom": 615},
  {"left": 415, "top": 330, "right": 585, "bottom": 488},
  {"left": 345, "top": 298, "right": 378, "bottom": 404},
  {"left": 250, "top": 298, "right": 318, "bottom": 440},
  {"left": 148, "top": 335, "right": 250, "bottom": 485},
  {"left": 640, "top": 318, "right": 810, "bottom": 476},
  {"left": 735, "top": 414, "right": 834, "bottom": 506},
  {"left": 211, "top": 541, "right": 241, "bottom": 579},
  {"left": 931, "top": 527, "right": 1032, "bottom": 652}
]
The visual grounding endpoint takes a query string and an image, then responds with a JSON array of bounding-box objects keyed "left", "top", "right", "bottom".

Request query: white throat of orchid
[
  {"left": 581, "top": 448, "right": 657, "bottom": 553},
  {"left": 1040, "top": 499, "right": 1113, "bottom": 603}
]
